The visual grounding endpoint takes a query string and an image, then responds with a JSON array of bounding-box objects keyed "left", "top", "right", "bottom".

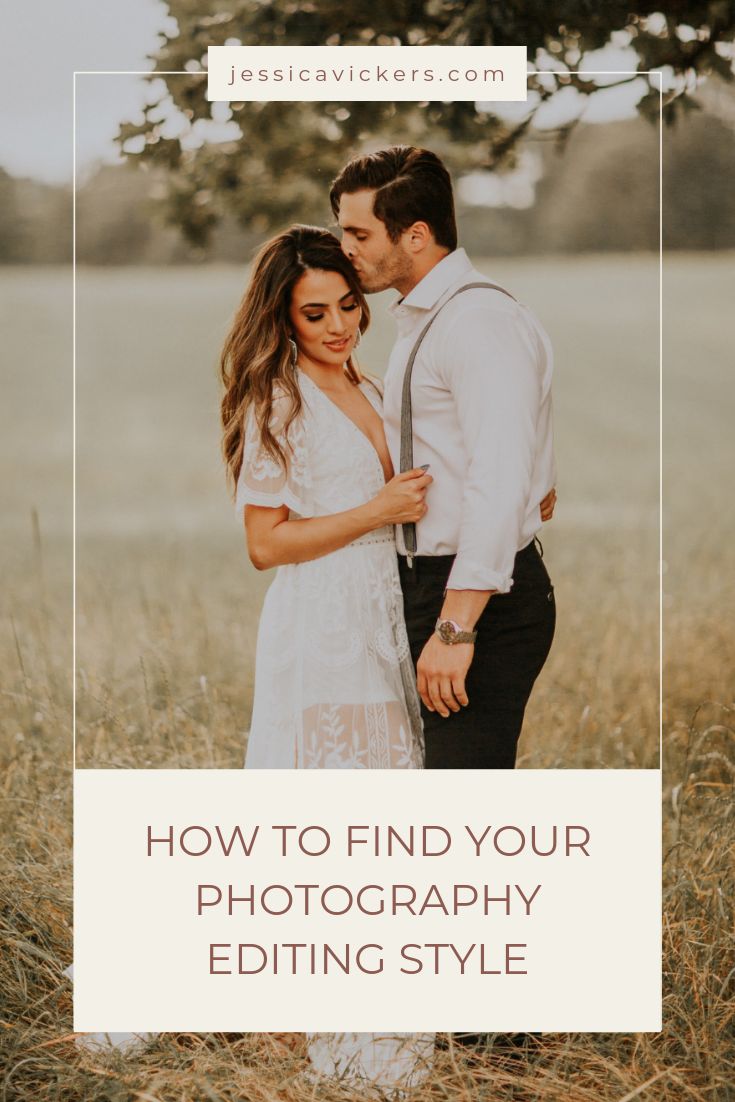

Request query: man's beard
[
  {"left": 357, "top": 255, "right": 411, "bottom": 295},
  {"left": 358, "top": 272, "right": 391, "bottom": 294}
]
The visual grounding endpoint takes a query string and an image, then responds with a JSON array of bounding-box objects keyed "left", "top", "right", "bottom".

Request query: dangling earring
[
  {"left": 288, "top": 338, "right": 298, "bottom": 366},
  {"left": 353, "top": 329, "right": 362, "bottom": 350}
]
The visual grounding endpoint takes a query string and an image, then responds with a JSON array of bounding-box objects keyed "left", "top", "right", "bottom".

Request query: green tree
[{"left": 118, "top": 1, "right": 735, "bottom": 245}]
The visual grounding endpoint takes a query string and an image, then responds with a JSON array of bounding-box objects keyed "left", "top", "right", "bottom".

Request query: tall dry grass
[
  {"left": 1, "top": 547, "right": 732, "bottom": 1099},
  {"left": 2, "top": 255, "right": 733, "bottom": 1098}
]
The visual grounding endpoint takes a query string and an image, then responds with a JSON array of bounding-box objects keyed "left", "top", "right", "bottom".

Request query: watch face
[{"left": 438, "top": 621, "right": 456, "bottom": 643}]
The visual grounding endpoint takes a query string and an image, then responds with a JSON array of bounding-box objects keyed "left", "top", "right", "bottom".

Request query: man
[{"left": 330, "top": 146, "right": 556, "bottom": 770}]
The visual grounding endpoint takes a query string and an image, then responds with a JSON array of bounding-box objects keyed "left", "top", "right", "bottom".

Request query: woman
[
  {"left": 221, "top": 224, "right": 430, "bottom": 772},
  {"left": 220, "top": 224, "right": 434, "bottom": 1091}
]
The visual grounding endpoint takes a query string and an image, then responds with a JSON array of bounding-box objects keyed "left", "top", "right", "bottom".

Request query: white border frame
[
  {"left": 71, "top": 66, "right": 664, "bottom": 1032},
  {"left": 72, "top": 68, "right": 664, "bottom": 771}
]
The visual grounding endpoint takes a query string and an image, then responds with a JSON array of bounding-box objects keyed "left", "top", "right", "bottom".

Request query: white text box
[
  {"left": 74, "top": 769, "right": 661, "bottom": 1031},
  {"left": 207, "top": 46, "right": 528, "bottom": 102}
]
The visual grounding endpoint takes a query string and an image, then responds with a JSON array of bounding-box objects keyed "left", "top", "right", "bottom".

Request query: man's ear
[{"left": 403, "top": 221, "right": 433, "bottom": 253}]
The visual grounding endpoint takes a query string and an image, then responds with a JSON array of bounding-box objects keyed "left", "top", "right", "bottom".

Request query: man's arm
[{"left": 415, "top": 300, "right": 544, "bottom": 718}]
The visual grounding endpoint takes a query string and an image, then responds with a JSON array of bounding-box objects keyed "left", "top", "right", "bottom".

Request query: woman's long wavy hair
[{"left": 220, "top": 224, "right": 370, "bottom": 494}]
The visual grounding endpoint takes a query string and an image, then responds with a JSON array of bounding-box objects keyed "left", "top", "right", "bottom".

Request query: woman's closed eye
[{"left": 304, "top": 303, "right": 359, "bottom": 322}]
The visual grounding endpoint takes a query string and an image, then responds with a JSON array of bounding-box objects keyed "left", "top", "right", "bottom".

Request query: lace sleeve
[{"left": 235, "top": 394, "right": 314, "bottom": 518}]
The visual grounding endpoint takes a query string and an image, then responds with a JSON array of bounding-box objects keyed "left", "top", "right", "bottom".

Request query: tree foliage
[{"left": 117, "top": 1, "right": 735, "bottom": 245}]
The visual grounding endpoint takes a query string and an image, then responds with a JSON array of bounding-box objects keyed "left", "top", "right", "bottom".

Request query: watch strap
[{"left": 435, "top": 619, "right": 478, "bottom": 645}]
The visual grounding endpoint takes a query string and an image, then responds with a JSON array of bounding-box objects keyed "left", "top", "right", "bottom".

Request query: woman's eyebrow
[{"left": 300, "top": 292, "right": 357, "bottom": 309}]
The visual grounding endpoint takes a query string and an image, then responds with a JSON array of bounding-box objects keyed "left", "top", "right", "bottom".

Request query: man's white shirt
[{"left": 383, "top": 247, "right": 556, "bottom": 593}]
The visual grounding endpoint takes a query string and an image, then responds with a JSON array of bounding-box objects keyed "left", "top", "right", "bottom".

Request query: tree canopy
[{"left": 116, "top": 1, "right": 735, "bottom": 246}]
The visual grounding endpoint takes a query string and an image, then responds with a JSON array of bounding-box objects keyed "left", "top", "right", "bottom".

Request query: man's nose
[{"left": 341, "top": 238, "right": 356, "bottom": 259}]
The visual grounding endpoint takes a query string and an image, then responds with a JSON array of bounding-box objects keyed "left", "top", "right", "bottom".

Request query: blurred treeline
[{"left": 3, "top": 110, "right": 734, "bottom": 265}]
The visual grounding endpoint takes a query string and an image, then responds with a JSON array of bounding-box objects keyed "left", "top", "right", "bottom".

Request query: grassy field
[
  {"left": 1, "top": 254, "right": 734, "bottom": 1100},
  {"left": 11, "top": 255, "right": 664, "bottom": 770}
]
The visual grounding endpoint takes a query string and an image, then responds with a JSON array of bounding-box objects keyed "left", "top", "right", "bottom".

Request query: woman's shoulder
[
  {"left": 244, "top": 382, "right": 309, "bottom": 445},
  {"left": 269, "top": 382, "right": 294, "bottom": 414},
  {"left": 267, "top": 379, "right": 312, "bottom": 427}
]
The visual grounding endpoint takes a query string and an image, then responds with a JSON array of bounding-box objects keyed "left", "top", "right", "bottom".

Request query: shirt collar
[{"left": 390, "top": 247, "right": 474, "bottom": 314}]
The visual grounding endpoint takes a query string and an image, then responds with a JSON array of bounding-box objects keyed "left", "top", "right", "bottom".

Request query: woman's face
[{"left": 288, "top": 268, "right": 362, "bottom": 368}]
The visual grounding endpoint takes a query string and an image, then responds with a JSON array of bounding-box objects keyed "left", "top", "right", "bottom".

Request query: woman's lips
[{"left": 324, "top": 337, "right": 350, "bottom": 351}]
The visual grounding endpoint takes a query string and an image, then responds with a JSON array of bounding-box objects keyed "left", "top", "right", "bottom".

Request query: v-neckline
[{"left": 297, "top": 369, "right": 389, "bottom": 484}]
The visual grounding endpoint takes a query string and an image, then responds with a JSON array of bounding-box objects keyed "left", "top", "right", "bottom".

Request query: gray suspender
[{"left": 399, "top": 280, "right": 517, "bottom": 560}]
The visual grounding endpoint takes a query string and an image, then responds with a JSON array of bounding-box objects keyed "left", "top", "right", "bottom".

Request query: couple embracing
[
  {"left": 72, "top": 147, "right": 557, "bottom": 1082},
  {"left": 221, "top": 145, "right": 557, "bottom": 776},
  {"left": 221, "top": 145, "right": 557, "bottom": 1091}
]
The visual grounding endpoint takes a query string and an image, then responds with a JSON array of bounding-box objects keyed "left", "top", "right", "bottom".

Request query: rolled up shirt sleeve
[{"left": 438, "top": 300, "right": 541, "bottom": 593}]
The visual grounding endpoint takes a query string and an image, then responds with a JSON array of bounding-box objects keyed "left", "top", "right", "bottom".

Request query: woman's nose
[{"left": 327, "top": 310, "right": 347, "bottom": 333}]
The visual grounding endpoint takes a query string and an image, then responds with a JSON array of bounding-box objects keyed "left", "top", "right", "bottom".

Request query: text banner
[
  {"left": 74, "top": 768, "right": 660, "bottom": 1031},
  {"left": 207, "top": 46, "right": 528, "bottom": 101}
]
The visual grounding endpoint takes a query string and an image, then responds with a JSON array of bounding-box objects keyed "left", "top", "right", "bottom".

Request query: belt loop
[{"left": 534, "top": 536, "right": 544, "bottom": 558}]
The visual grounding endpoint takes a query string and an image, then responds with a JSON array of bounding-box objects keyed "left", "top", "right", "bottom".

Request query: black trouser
[{"left": 398, "top": 539, "right": 556, "bottom": 770}]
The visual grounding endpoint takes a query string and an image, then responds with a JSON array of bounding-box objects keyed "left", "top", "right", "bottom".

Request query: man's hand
[
  {"left": 540, "top": 487, "right": 557, "bottom": 521},
  {"left": 416, "top": 634, "right": 475, "bottom": 718}
]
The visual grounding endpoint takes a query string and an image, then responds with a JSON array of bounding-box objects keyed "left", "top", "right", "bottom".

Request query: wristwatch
[{"left": 434, "top": 618, "right": 478, "bottom": 645}]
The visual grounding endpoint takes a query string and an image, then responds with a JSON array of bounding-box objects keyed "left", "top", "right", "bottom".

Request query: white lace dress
[
  {"left": 236, "top": 370, "right": 424, "bottom": 771},
  {"left": 237, "top": 371, "right": 432, "bottom": 1091}
]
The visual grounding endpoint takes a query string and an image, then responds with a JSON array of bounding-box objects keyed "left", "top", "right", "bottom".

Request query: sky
[
  {"left": 2, "top": 0, "right": 174, "bottom": 184},
  {"left": 3, "top": 1, "right": 652, "bottom": 187}
]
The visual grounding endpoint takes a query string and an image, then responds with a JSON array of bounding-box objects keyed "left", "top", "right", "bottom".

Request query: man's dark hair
[{"left": 330, "top": 146, "right": 457, "bottom": 251}]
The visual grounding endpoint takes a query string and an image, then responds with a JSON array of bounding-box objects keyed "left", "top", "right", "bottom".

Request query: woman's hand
[
  {"left": 367, "top": 469, "right": 433, "bottom": 527},
  {"left": 540, "top": 487, "right": 557, "bottom": 522}
]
